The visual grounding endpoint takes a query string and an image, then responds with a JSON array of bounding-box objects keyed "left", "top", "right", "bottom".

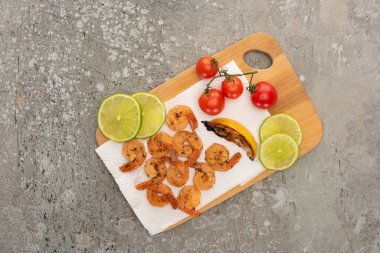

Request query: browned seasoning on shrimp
[
  {"left": 173, "top": 131, "right": 203, "bottom": 167},
  {"left": 166, "top": 105, "right": 198, "bottom": 131},
  {"left": 119, "top": 140, "right": 147, "bottom": 172},
  {"left": 177, "top": 185, "right": 201, "bottom": 216},
  {"left": 205, "top": 143, "right": 242, "bottom": 171},
  {"left": 145, "top": 183, "right": 177, "bottom": 209},
  {"left": 165, "top": 160, "right": 190, "bottom": 187},
  {"left": 147, "top": 132, "right": 178, "bottom": 162},
  {"left": 135, "top": 158, "right": 167, "bottom": 190},
  {"left": 191, "top": 162, "right": 216, "bottom": 190}
]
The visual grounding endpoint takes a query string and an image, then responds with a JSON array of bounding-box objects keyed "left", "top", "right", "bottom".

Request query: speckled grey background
[{"left": 0, "top": 0, "right": 379, "bottom": 252}]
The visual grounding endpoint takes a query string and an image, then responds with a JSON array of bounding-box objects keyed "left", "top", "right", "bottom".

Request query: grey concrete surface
[{"left": 0, "top": 0, "right": 379, "bottom": 252}]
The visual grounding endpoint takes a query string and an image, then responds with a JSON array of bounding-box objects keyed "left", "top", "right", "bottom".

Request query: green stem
[
  {"left": 249, "top": 72, "right": 254, "bottom": 85},
  {"left": 204, "top": 71, "right": 258, "bottom": 96},
  {"left": 246, "top": 73, "right": 256, "bottom": 93}
]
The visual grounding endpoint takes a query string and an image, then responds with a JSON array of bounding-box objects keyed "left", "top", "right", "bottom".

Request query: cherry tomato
[
  {"left": 221, "top": 76, "right": 243, "bottom": 99},
  {"left": 250, "top": 82, "right": 278, "bottom": 109},
  {"left": 196, "top": 56, "right": 218, "bottom": 78},
  {"left": 198, "top": 89, "right": 225, "bottom": 115}
]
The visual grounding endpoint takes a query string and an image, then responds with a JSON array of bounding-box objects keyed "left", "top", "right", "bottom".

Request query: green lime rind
[
  {"left": 259, "top": 113, "right": 303, "bottom": 146},
  {"left": 132, "top": 92, "right": 166, "bottom": 139},
  {"left": 259, "top": 133, "right": 299, "bottom": 170},
  {"left": 97, "top": 93, "right": 141, "bottom": 142}
]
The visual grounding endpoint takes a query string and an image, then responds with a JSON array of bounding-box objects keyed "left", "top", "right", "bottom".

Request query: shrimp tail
[
  {"left": 212, "top": 152, "right": 242, "bottom": 171},
  {"left": 168, "top": 147, "right": 178, "bottom": 162},
  {"left": 135, "top": 180, "right": 155, "bottom": 190},
  {"left": 180, "top": 207, "right": 201, "bottom": 217},
  {"left": 119, "top": 163, "right": 138, "bottom": 173},
  {"left": 189, "top": 162, "right": 203, "bottom": 170},
  {"left": 185, "top": 150, "right": 201, "bottom": 167},
  {"left": 162, "top": 156, "right": 183, "bottom": 166},
  {"left": 187, "top": 111, "right": 198, "bottom": 130},
  {"left": 228, "top": 152, "right": 242, "bottom": 168},
  {"left": 162, "top": 156, "right": 172, "bottom": 164},
  {"left": 165, "top": 194, "right": 178, "bottom": 209}
]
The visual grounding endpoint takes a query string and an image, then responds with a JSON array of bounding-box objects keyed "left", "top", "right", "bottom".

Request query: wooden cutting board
[{"left": 96, "top": 32, "right": 323, "bottom": 231}]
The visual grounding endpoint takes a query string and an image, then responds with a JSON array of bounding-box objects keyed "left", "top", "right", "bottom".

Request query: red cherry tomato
[
  {"left": 250, "top": 82, "right": 278, "bottom": 109},
  {"left": 221, "top": 76, "right": 243, "bottom": 99},
  {"left": 196, "top": 56, "right": 219, "bottom": 78},
  {"left": 198, "top": 89, "right": 225, "bottom": 115}
]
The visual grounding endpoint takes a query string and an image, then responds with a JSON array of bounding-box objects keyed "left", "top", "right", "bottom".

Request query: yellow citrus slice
[{"left": 202, "top": 118, "right": 257, "bottom": 160}]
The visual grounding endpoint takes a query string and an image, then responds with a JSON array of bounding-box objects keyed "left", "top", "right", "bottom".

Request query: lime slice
[
  {"left": 259, "top": 134, "right": 299, "bottom": 170},
  {"left": 97, "top": 94, "right": 141, "bottom": 142},
  {"left": 260, "top": 114, "right": 303, "bottom": 146},
  {"left": 132, "top": 92, "right": 166, "bottom": 138}
]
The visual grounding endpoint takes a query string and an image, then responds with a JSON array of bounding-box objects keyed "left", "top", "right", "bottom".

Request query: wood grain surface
[{"left": 96, "top": 32, "right": 323, "bottom": 231}]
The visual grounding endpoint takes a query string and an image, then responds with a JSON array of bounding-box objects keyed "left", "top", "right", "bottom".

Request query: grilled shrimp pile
[{"left": 119, "top": 105, "right": 242, "bottom": 216}]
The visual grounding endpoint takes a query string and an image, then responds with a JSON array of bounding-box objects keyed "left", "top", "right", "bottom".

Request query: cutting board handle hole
[{"left": 243, "top": 51, "right": 272, "bottom": 70}]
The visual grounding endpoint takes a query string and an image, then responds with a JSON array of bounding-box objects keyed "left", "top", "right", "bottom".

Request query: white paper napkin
[{"left": 96, "top": 61, "right": 270, "bottom": 235}]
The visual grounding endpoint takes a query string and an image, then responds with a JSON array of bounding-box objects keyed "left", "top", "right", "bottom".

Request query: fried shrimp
[
  {"left": 166, "top": 105, "right": 198, "bottom": 131},
  {"left": 119, "top": 140, "right": 147, "bottom": 172},
  {"left": 166, "top": 160, "right": 190, "bottom": 187},
  {"left": 191, "top": 162, "right": 216, "bottom": 190},
  {"left": 177, "top": 185, "right": 201, "bottom": 216},
  {"left": 205, "top": 143, "right": 229, "bottom": 166},
  {"left": 145, "top": 183, "right": 177, "bottom": 209},
  {"left": 173, "top": 131, "right": 203, "bottom": 166},
  {"left": 174, "top": 131, "right": 193, "bottom": 158},
  {"left": 205, "top": 143, "right": 242, "bottom": 171},
  {"left": 135, "top": 158, "right": 167, "bottom": 190},
  {"left": 211, "top": 152, "right": 242, "bottom": 171},
  {"left": 147, "top": 132, "right": 178, "bottom": 161}
]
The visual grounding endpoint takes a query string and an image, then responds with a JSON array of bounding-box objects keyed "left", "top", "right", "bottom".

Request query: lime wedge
[
  {"left": 132, "top": 92, "right": 166, "bottom": 138},
  {"left": 260, "top": 114, "right": 302, "bottom": 146},
  {"left": 97, "top": 94, "right": 141, "bottom": 142},
  {"left": 259, "top": 134, "right": 299, "bottom": 170}
]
